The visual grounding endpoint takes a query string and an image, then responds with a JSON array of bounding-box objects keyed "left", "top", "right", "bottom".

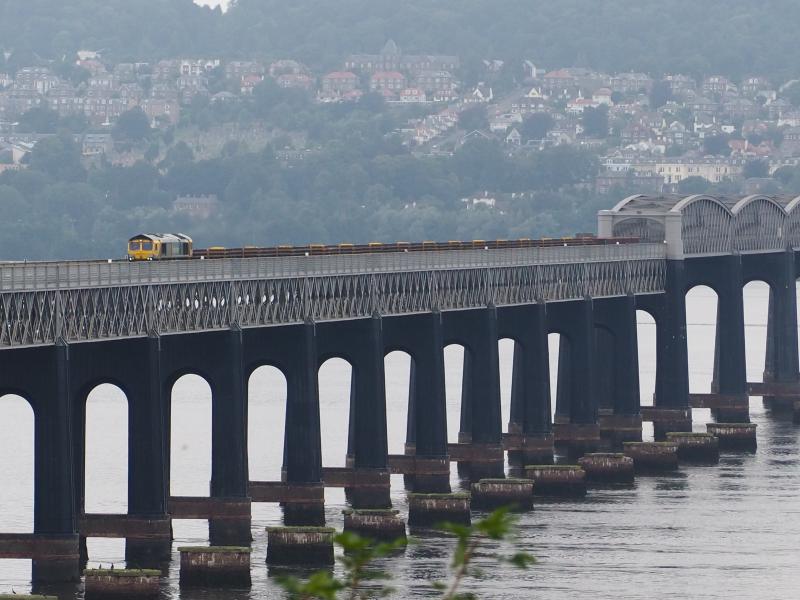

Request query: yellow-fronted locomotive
[{"left": 127, "top": 233, "right": 193, "bottom": 260}]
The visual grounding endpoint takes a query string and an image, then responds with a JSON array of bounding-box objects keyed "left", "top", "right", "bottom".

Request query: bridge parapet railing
[{"left": 0, "top": 243, "right": 666, "bottom": 292}]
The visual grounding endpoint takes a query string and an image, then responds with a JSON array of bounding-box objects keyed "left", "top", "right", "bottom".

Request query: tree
[
  {"left": 743, "top": 159, "right": 769, "bottom": 179},
  {"left": 112, "top": 107, "right": 152, "bottom": 142},
  {"left": 458, "top": 105, "right": 489, "bottom": 131},
  {"left": 703, "top": 133, "right": 731, "bottom": 156},
  {"left": 677, "top": 176, "right": 711, "bottom": 194},
  {"left": 26, "top": 133, "right": 86, "bottom": 182},
  {"left": 783, "top": 81, "right": 800, "bottom": 107},
  {"left": 17, "top": 107, "right": 60, "bottom": 133},
  {"left": 581, "top": 105, "right": 609, "bottom": 138},
  {"left": 519, "top": 112, "right": 554, "bottom": 142},
  {"left": 649, "top": 80, "right": 672, "bottom": 109}
]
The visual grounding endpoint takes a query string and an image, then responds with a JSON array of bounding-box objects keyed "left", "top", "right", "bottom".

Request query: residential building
[
  {"left": 369, "top": 71, "right": 406, "bottom": 94},
  {"left": 226, "top": 61, "right": 265, "bottom": 81},
  {"left": 276, "top": 73, "right": 314, "bottom": 90},
  {"left": 173, "top": 194, "right": 220, "bottom": 219},
  {"left": 320, "top": 72, "right": 359, "bottom": 98},
  {"left": 81, "top": 133, "right": 113, "bottom": 156},
  {"left": 345, "top": 40, "right": 459, "bottom": 75},
  {"left": 609, "top": 72, "right": 653, "bottom": 94}
]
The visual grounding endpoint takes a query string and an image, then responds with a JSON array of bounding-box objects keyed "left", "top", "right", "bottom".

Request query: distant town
[{"left": 3, "top": 40, "right": 800, "bottom": 209}]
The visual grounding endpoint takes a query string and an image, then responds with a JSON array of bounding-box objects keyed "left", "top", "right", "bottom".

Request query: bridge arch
[
  {"left": 672, "top": 195, "right": 734, "bottom": 256},
  {"left": 247, "top": 364, "right": 288, "bottom": 482},
  {"left": 0, "top": 394, "right": 34, "bottom": 533},
  {"left": 83, "top": 383, "right": 129, "bottom": 514},
  {"left": 167, "top": 373, "right": 212, "bottom": 497},
  {"left": 732, "top": 195, "right": 787, "bottom": 253},
  {"left": 384, "top": 350, "right": 412, "bottom": 455},
  {"left": 317, "top": 356, "right": 354, "bottom": 468}
]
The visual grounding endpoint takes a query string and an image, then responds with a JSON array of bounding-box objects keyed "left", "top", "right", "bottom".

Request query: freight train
[{"left": 127, "top": 233, "right": 637, "bottom": 261}]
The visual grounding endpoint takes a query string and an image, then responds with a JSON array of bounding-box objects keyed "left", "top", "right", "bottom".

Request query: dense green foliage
[
  {"left": 0, "top": 100, "right": 602, "bottom": 259},
  {"left": 2, "top": 0, "right": 800, "bottom": 80}
]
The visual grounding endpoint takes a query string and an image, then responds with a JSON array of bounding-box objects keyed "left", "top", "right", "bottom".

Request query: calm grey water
[{"left": 0, "top": 282, "right": 798, "bottom": 599}]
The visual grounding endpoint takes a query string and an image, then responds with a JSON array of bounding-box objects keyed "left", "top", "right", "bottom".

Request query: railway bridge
[{"left": 0, "top": 193, "right": 799, "bottom": 582}]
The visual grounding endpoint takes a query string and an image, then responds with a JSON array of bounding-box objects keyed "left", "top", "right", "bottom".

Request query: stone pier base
[
  {"left": 622, "top": 442, "right": 679, "bottom": 471},
  {"left": 266, "top": 527, "right": 335, "bottom": 566},
  {"left": 84, "top": 569, "right": 160, "bottom": 598},
  {"left": 553, "top": 423, "right": 602, "bottom": 456},
  {"left": 642, "top": 407, "right": 693, "bottom": 441},
  {"left": 0, "top": 595, "right": 56, "bottom": 600},
  {"left": 577, "top": 453, "right": 635, "bottom": 483},
  {"left": 524, "top": 465, "right": 586, "bottom": 497},
  {"left": 407, "top": 493, "right": 471, "bottom": 527},
  {"left": 665, "top": 432, "right": 719, "bottom": 463},
  {"left": 448, "top": 443, "right": 505, "bottom": 480},
  {"left": 178, "top": 547, "right": 251, "bottom": 587},
  {"left": 343, "top": 509, "right": 407, "bottom": 542},
  {"left": 470, "top": 479, "right": 534, "bottom": 511},
  {"left": 706, "top": 423, "right": 757, "bottom": 451},
  {"left": 795, "top": 399, "right": 800, "bottom": 424},
  {"left": 505, "top": 433, "right": 554, "bottom": 467},
  {"left": 598, "top": 414, "right": 643, "bottom": 447}
]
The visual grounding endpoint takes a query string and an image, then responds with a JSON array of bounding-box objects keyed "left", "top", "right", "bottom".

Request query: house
[
  {"left": 505, "top": 128, "right": 522, "bottom": 146},
  {"left": 320, "top": 72, "right": 359, "bottom": 98},
  {"left": 702, "top": 75, "right": 733, "bottom": 95},
  {"left": 464, "top": 83, "right": 493, "bottom": 104},
  {"left": 210, "top": 91, "right": 238, "bottom": 105},
  {"left": 153, "top": 60, "right": 180, "bottom": 81},
  {"left": 768, "top": 98, "right": 792, "bottom": 120},
  {"left": 369, "top": 71, "right": 406, "bottom": 93},
  {"left": 490, "top": 113, "right": 522, "bottom": 132},
  {"left": 276, "top": 73, "right": 314, "bottom": 90},
  {"left": 741, "top": 76, "right": 770, "bottom": 96},
  {"left": 0, "top": 73, "right": 10, "bottom": 88},
  {"left": 173, "top": 194, "right": 220, "bottom": 219},
  {"left": 398, "top": 88, "right": 427, "bottom": 103},
  {"left": 595, "top": 171, "right": 663, "bottom": 194},
  {"left": 663, "top": 74, "right": 696, "bottom": 95},
  {"left": 81, "top": 133, "right": 113, "bottom": 156},
  {"left": 226, "top": 61, "right": 265, "bottom": 80},
  {"left": 722, "top": 98, "right": 758, "bottom": 120},
  {"left": 179, "top": 59, "right": 220, "bottom": 76},
  {"left": 609, "top": 72, "right": 653, "bottom": 94},
  {"left": 240, "top": 74, "right": 265, "bottom": 95},
  {"left": 664, "top": 121, "right": 688, "bottom": 146},
  {"left": 621, "top": 123, "right": 652, "bottom": 145},
  {"left": 14, "top": 68, "right": 58, "bottom": 94},
  {"left": 268, "top": 60, "right": 307, "bottom": 78},
  {"left": 461, "top": 192, "right": 497, "bottom": 209},
  {"left": 140, "top": 98, "right": 179, "bottom": 125},
  {"left": 413, "top": 70, "right": 456, "bottom": 96},
  {"left": 593, "top": 88, "right": 613, "bottom": 106},
  {"left": 778, "top": 110, "right": 800, "bottom": 128},
  {"left": 686, "top": 96, "right": 717, "bottom": 115}
]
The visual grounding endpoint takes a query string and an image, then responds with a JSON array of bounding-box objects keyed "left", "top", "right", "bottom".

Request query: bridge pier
[
  {"left": 502, "top": 304, "right": 554, "bottom": 467},
  {"left": 754, "top": 250, "right": 800, "bottom": 415},
  {"left": 550, "top": 298, "right": 601, "bottom": 455},
  {"left": 447, "top": 306, "right": 504, "bottom": 480},
  {"left": 697, "top": 255, "right": 749, "bottom": 423},
  {"left": 639, "top": 260, "right": 692, "bottom": 439},
  {"left": 594, "top": 295, "right": 643, "bottom": 447},
  {"left": 334, "top": 315, "right": 391, "bottom": 509},
  {"left": 281, "top": 320, "right": 325, "bottom": 524},
  {"left": 386, "top": 312, "right": 450, "bottom": 493}
]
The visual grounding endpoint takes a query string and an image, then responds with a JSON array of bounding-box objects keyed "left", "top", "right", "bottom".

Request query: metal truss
[
  {"left": 0, "top": 244, "right": 667, "bottom": 348},
  {"left": 603, "top": 194, "right": 800, "bottom": 257}
]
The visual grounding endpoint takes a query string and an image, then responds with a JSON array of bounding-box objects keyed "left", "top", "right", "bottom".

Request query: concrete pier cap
[
  {"left": 665, "top": 432, "right": 720, "bottom": 463},
  {"left": 266, "top": 527, "right": 335, "bottom": 566},
  {"left": 178, "top": 546, "right": 252, "bottom": 587},
  {"left": 83, "top": 568, "right": 161, "bottom": 598},
  {"left": 342, "top": 509, "right": 407, "bottom": 542},
  {"left": 706, "top": 423, "right": 757, "bottom": 451},
  {"left": 622, "top": 441, "right": 679, "bottom": 471},
  {"left": 577, "top": 453, "right": 635, "bottom": 483},
  {"left": 407, "top": 493, "right": 471, "bottom": 527},
  {"left": 523, "top": 465, "right": 587, "bottom": 497},
  {"left": 470, "top": 478, "right": 535, "bottom": 511}
]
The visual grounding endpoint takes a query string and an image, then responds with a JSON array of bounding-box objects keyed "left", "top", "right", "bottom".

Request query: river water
[{"left": 0, "top": 282, "right": 798, "bottom": 599}]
